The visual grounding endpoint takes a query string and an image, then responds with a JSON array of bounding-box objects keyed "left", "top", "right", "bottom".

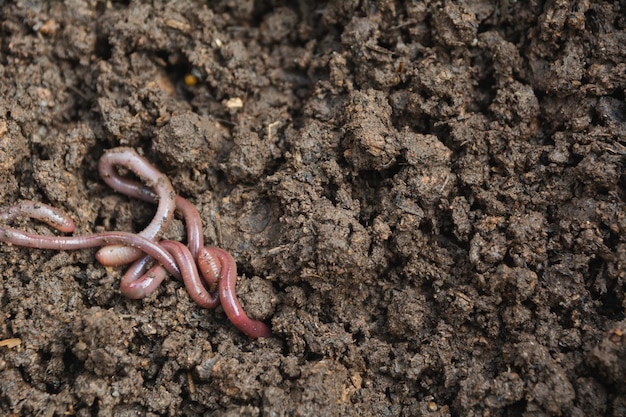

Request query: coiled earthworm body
[
  {"left": 93, "top": 161, "right": 204, "bottom": 258},
  {"left": 0, "top": 148, "right": 272, "bottom": 338},
  {"left": 162, "top": 240, "right": 220, "bottom": 309},
  {"left": 96, "top": 147, "right": 176, "bottom": 266},
  {"left": 198, "top": 246, "right": 272, "bottom": 339},
  {"left": 120, "top": 255, "right": 169, "bottom": 300}
]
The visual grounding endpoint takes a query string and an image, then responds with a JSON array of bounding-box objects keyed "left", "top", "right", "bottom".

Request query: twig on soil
[{"left": 0, "top": 338, "right": 21, "bottom": 349}]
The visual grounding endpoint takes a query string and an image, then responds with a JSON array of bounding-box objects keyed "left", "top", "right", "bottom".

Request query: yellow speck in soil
[{"left": 184, "top": 74, "right": 198, "bottom": 86}]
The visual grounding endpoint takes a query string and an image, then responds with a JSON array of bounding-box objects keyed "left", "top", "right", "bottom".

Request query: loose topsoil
[{"left": 1, "top": 1, "right": 625, "bottom": 416}]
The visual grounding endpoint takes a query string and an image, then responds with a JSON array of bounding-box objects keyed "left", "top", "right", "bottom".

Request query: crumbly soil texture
[{"left": 1, "top": 1, "right": 625, "bottom": 416}]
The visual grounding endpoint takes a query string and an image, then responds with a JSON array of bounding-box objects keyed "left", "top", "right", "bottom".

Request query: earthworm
[
  {"left": 1, "top": 148, "right": 272, "bottom": 338},
  {"left": 0, "top": 201, "right": 76, "bottom": 233},
  {"left": 198, "top": 246, "right": 272, "bottom": 339},
  {"left": 0, "top": 200, "right": 188, "bottom": 301},
  {"left": 161, "top": 240, "right": 220, "bottom": 308},
  {"left": 96, "top": 147, "right": 176, "bottom": 265},
  {"left": 172, "top": 196, "right": 204, "bottom": 259},
  {"left": 120, "top": 255, "right": 168, "bottom": 299},
  {"left": 93, "top": 164, "right": 204, "bottom": 258},
  {"left": 118, "top": 198, "right": 204, "bottom": 300},
  {"left": 197, "top": 245, "right": 220, "bottom": 290},
  {"left": 0, "top": 220, "right": 271, "bottom": 338},
  {"left": 119, "top": 240, "right": 219, "bottom": 307},
  {"left": 109, "top": 179, "right": 270, "bottom": 337},
  {"left": 101, "top": 173, "right": 208, "bottom": 300},
  {"left": 0, "top": 227, "right": 181, "bottom": 278},
  {"left": 0, "top": 203, "right": 213, "bottom": 307}
]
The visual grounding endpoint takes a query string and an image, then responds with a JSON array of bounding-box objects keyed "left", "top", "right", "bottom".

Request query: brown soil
[{"left": 1, "top": 1, "right": 625, "bottom": 416}]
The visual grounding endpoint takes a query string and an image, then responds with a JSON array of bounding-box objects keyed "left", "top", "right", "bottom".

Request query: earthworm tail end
[
  {"left": 199, "top": 246, "right": 272, "bottom": 339},
  {"left": 0, "top": 201, "right": 76, "bottom": 233}
]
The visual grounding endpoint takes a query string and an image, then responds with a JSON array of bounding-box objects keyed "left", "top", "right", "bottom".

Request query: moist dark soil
[{"left": 1, "top": 1, "right": 625, "bottom": 416}]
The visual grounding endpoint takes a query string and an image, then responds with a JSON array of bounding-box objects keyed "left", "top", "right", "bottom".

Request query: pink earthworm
[
  {"left": 93, "top": 152, "right": 271, "bottom": 337},
  {"left": 0, "top": 201, "right": 76, "bottom": 233},
  {"left": 96, "top": 147, "right": 177, "bottom": 265},
  {"left": 93, "top": 165, "right": 203, "bottom": 258},
  {"left": 90, "top": 158, "right": 271, "bottom": 337},
  {"left": 122, "top": 243, "right": 272, "bottom": 338},
  {"left": 198, "top": 246, "right": 272, "bottom": 339},
  {"left": 103, "top": 173, "right": 208, "bottom": 300},
  {"left": 0, "top": 201, "right": 216, "bottom": 309},
  {"left": 119, "top": 255, "right": 168, "bottom": 299},
  {"left": 119, "top": 243, "right": 273, "bottom": 340},
  {"left": 120, "top": 241, "right": 219, "bottom": 306},
  {"left": 119, "top": 198, "right": 204, "bottom": 299},
  {"left": 0, "top": 203, "right": 272, "bottom": 338},
  {"left": 161, "top": 240, "right": 220, "bottom": 308},
  {"left": 0, "top": 200, "right": 178, "bottom": 283},
  {"left": 197, "top": 246, "right": 220, "bottom": 290},
  {"left": 1, "top": 148, "right": 272, "bottom": 338},
  {"left": 0, "top": 227, "right": 181, "bottom": 278},
  {"left": 173, "top": 196, "right": 204, "bottom": 258}
]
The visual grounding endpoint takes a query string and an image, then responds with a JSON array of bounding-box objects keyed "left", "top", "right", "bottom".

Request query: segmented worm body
[
  {"left": 0, "top": 219, "right": 181, "bottom": 278},
  {"left": 96, "top": 147, "right": 176, "bottom": 266},
  {"left": 0, "top": 201, "right": 76, "bottom": 233},
  {"left": 199, "top": 246, "right": 272, "bottom": 338},
  {"left": 0, "top": 148, "right": 271, "bottom": 338}
]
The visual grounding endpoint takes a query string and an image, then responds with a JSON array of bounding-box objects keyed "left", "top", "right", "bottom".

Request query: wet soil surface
[{"left": 1, "top": 1, "right": 625, "bottom": 416}]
